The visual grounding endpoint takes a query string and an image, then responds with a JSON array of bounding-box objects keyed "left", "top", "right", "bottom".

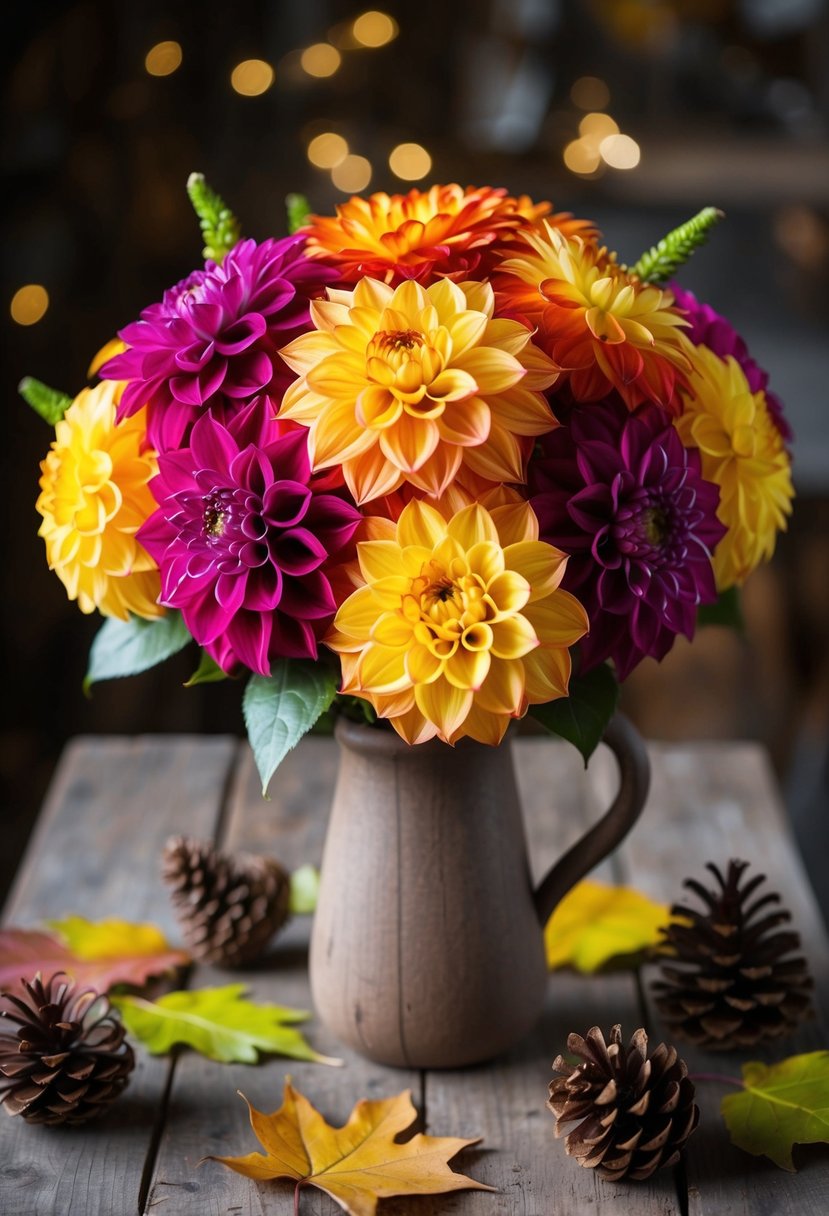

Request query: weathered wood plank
[
  {"left": 145, "top": 738, "right": 423, "bottom": 1216},
  {"left": 600, "top": 742, "right": 829, "bottom": 1216},
  {"left": 0, "top": 735, "right": 238, "bottom": 1216},
  {"left": 416, "top": 737, "right": 680, "bottom": 1216}
]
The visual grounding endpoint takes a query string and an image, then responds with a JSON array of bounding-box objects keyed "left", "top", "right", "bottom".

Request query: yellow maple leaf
[
  {"left": 545, "top": 878, "right": 669, "bottom": 972},
  {"left": 48, "top": 916, "right": 174, "bottom": 961},
  {"left": 210, "top": 1082, "right": 495, "bottom": 1216}
]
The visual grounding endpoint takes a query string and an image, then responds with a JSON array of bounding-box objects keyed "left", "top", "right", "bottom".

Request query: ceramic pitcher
[{"left": 309, "top": 713, "right": 650, "bottom": 1068}]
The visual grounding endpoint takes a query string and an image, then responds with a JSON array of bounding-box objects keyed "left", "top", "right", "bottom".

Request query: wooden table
[{"left": 2, "top": 735, "right": 828, "bottom": 1215}]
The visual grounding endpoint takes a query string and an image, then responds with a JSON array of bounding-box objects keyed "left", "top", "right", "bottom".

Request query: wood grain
[{"left": 0, "top": 736, "right": 238, "bottom": 1216}]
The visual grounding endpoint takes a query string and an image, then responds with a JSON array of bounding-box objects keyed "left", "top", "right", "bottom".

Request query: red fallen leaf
[{"left": 0, "top": 921, "right": 190, "bottom": 994}]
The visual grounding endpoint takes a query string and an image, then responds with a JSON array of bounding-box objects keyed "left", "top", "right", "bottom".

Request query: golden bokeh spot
[
  {"left": 307, "top": 132, "right": 349, "bottom": 169},
  {"left": 578, "top": 112, "right": 619, "bottom": 142},
  {"left": 388, "top": 142, "right": 432, "bottom": 181},
  {"left": 331, "top": 154, "right": 372, "bottom": 193},
  {"left": 600, "top": 133, "right": 641, "bottom": 170},
  {"left": 300, "top": 43, "right": 342, "bottom": 78},
  {"left": 563, "top": 139, "right": 601, "bottom": 176},
  {"left": 11, "top": 284, "right": 49, "bottom": 326},
  {"left": 230, "top": 59, "right": 275, "bottom": 97},
  {"left": 144, "top": 41, "right": 182, "bottom": 77},
  {"left": 352, "top": 11, "right": 398, "bottom": 47},
  {"left": 570, "top": 76, "right": 611, "bottom": 111}
]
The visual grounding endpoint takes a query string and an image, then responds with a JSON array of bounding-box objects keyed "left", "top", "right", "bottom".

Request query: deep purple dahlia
[
  {"left": 670, "top": 283, "right": 792, "bottom": 444},
  {"left": 137, "top": 399, "right": 361, "bottom": 676},
  {"left": 529, "top": 398, "right": 727, "bottom": 680},
  {"left": 102, "top": 236, "right": 339, "bottom": 452}
]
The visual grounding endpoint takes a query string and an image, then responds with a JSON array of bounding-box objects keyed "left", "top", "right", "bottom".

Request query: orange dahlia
[
  {"left": 278, "top": 276, "right": 559, "bottom": 504},
  {"left": 496, "top": 222, "right": 691, "bottom": 410},
  {"left": 676, "top": 345, "right": 794, "bottom": 590},
  {"left": 301, "top": 183, "right": 593, "bottom": 285},
  {"left": 326, "top": 498, "right": 589, "bottom": 745}
]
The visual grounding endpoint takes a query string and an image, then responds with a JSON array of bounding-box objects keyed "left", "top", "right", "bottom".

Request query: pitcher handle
[{"left": 534, "top": 713, "right": 650, "bottom": 926}]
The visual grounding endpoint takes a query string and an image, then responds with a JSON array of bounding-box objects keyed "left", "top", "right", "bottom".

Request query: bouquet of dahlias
[{"left": 25, "top": 178, "right": 794, "bottom": 790}]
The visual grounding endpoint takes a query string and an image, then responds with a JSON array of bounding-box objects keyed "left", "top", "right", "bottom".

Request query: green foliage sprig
[
  {"left": 186, "top": 172, "right": 241, "bottom": 263},
  {"left": 631, "top": 207, "right": 724, "bottom": 285},
  {"left": 18, "top": 377, "right": 72, "bottom": 426},
  {"left": 286, "top": 192, "right": 311, "bottom": 234}
]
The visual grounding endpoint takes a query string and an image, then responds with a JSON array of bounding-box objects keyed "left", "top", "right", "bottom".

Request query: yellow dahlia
[
  {"left": 496, "top": 222, "right": 691, "bottom": 409},
  {"left": 37, "top": 380, "right": 163, "bottom": 619},
  {"left": 278, "top": 277, "right": 559, "bottom": 504},
  {"left": 301, "top": 183, "right": 592, "bottom": 285},
  {"left": 676, "top": 345, "right": 794, "bottom": 590},
  {"left": 326, "top": 499, "right": 589, "bottom": 745}
]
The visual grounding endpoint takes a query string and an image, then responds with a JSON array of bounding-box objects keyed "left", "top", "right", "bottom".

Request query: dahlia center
[
  {"left": 642, "top": 505, "right": 670, "bottom": 546},
  {"left": 203, "top": 498, "right": 229, "bottom": 540},
  {"left": 406, "top": 568, "right": 493, "bottom": 653}
]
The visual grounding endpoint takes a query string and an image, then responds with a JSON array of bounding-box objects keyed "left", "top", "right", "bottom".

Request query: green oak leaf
[
  {"left": 112, "top": 984, "right": 341, "bottom": 1065},
  {"left": 243, "top": 661, "right": 338, "bottom": 796},
  {"left": 84, "top": 612, "right": 192, "bottom": 693},
  {"left": 530, "top": 662, "right": 620, "bottom": 766},
  {"left": 289, "top": 864, "right": 320, "bottom": 915},
  {"left": 722, "top": 1052, "right": 829, "bottom": 1171}
]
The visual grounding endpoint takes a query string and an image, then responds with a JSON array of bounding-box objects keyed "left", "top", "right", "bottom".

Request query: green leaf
[
  {"left": 286, "top": 192, "right": 311, "bottom": 234},
  {"left": 112, "top": 984, "right": 341, "bottom": 1065},
  {"left": 530, "top": 662, "right": 620, "bottom": 766},
  {"left": 85, "top": 612, "right": 192, "bottom": 693},
  {"left": 631, "top": 207, "right": 724, "bottom": 285},
  {"left": 184, "top": 650, "right": 228, "bottom": 686},
  {"left": 722, "top": 1052, "right": 829, "bottom": 1171},
  {"left": 243, "top": 661, "right": 338, "bottom": 796},
  {"left": 289, "top": 864, "right": 320, "bottom": 915},
  {"left": 19, "top": 377, "right": 72, "bottom": 425},
  {"left": 697, "top": 585, "right": 744, "bottom": 631},
  {"left": 186, "top": 172, "right": 241, "bottom": 263}
]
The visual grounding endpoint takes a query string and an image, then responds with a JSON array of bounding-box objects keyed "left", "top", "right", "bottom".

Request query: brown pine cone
[
  {"left": 162, "top": 836, "right": 291, "bottom": 967},
  {"left": 652, "top": 859, "right": 813, "bottom": 1050},
  {"left": 0, "top": 972, "right": 134, "bottom": 1126},
  {"left": 548, "top": 1024, "right": 699, "bottom": 1181}
]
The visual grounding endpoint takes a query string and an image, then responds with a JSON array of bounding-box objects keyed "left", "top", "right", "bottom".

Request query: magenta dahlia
[
  {"left": 137, "top": 399, "right": 361, "bottom": 675},
  {"left": 670, "top": 283, "right": 792, "bottom": 444},
  {"left": 530, "top": 398, "right": 727, "bottom": 680},
  {"left": 102, "top": 236, "right": 339, "bottom": 452}
]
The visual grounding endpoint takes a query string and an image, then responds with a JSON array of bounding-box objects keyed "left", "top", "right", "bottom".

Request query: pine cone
[
  {"left": 652, "top": 859, "right": 813, "bottom": 1050},
  {"left": 0, "top": 973, "right": 134, "bottom": 1126},
  {"left": 548, "top": 1024, "right": 699, "bottom": 1182},
  {"left": 162, "top": 836, "right": 291, "bottom": 967}
]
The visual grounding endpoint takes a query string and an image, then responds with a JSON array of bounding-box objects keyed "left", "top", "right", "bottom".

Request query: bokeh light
[
  {"left": 331, "top": 154, "right": 372, "bottom": 192},
  {"left": 230, "top": 59, "right": 275, "bottom": 97},
  {"left": 599, "top": 133, "right": 641, "bottom": 169},
  {"left": 307, "top": 132, "right": 349, "bottom": 169},
  {"left": 300, "top": 44, "right": 342, "bottom": 78},
  {"left": 144, "top": 41, "right": 183, "bottom": 78},
  {"left": 352, "top": 11, "right": 399, "bottom": 47},
  {"left": 388, "top": 142, "right": 432, "bottom": 180},
  {"left": 570, "top": 76, "right": 611, "bottom": 111},
  {"left": 563, "top": 139, "right": 601, "bottom": 176},
  {"left": 10, "top": 285, "right": 49, "bottom": 326},
  {"left": 579, "top": 112, "right": 619, "bottom": 141}
]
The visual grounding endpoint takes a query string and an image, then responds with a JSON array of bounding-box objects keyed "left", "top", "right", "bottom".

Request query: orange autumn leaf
[{"left": 210, "top": 1082, "right": 495, "bottom": 1216}]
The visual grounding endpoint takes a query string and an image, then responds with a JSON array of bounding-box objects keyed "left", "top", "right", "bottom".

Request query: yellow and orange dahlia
[
  {"left": 301, "top": 183, "right": 593, "bottom": 285},
  {"left": 676, "top": 346, "right": 794, "bottom": 591},
  {"left": 36, "top": 380, "right": 163, "bottom": 619},
  {"left": 326, "top": 498, "right": 589, "bottom": 745},
  {"left": 496, "top": 222, "right": 691, "bottom": 410},
  {"left": 278, "top": 276, "right": 559, "bottom": 504}
]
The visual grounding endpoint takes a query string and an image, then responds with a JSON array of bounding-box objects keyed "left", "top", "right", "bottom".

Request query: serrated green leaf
[
  {"left": 286, "top": 192, "right": 311, "bottom": 234},
  {"left": 697, "top": 585, "right": 744, "bottom": 631},
  {"left": 290, "top": 864, "right": 320, "bottom": 915},
  {"left": 184, "top": 650, "right": 228, "bottom": 686},
  {"left": 243, "top": 661, "right": 338, "bottom": 796},
  {"left": 631, "top": 207, "right": 724, "bottom": 284},
  {"left": 530, "top": 663, "right": 620, "bottom": 766},
  {"left": 112, "top": 985, "right": 340, "bottom": 1065},
  {"left": 84, "top": 612, "right": 192, "bottom": 693},
  {"left": 19, "top": 377, "right": 73, "bottom": 425},
  {"left": 186, "top": 172, "right": 241, "bottom": 263},
  {"left": 722, "top": 1052, "right": 829, "bottom": 1171}
]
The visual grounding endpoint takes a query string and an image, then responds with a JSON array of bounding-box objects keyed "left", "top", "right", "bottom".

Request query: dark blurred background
[{"left": 3, "top": 0, "right": 829, "bottom": 907}]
